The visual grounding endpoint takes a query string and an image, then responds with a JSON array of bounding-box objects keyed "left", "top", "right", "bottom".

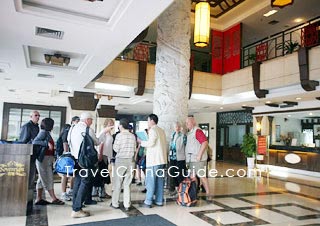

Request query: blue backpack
[{"left": 55, "top": 153, "right": 75, "bottom": 175}]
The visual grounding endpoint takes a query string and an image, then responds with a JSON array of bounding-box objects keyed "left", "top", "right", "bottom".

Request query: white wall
[
  {"left": 193, "top": 112, "right": 217, "bottom": 161},
  {"left": 0, "top": 101, "right": 3, "bottom": 139}
]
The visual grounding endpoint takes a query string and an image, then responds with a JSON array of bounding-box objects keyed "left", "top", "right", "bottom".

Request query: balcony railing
[
  {"left": 242, "top": 16, "right": 320, "bottom": 68},
  {"left": 117, "top": 16, "right": 320, "bottom": 73}
]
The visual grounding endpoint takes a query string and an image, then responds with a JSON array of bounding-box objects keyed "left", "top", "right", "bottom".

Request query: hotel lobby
[{"left": 0, "top": 0, "right": 320, "bottom": 225}]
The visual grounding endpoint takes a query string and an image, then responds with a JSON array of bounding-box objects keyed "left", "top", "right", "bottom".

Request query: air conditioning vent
[
  {"left": 38, "top": 91, "right": 50, "bottom": 94},
  {"left": 38, "top": 73, "right": 54, "bottom": 78},
  {"left": 268, "top": 20, "right": 279, "bottom": 25},
  {"left": 59, "top": 90, "right": 71, "bottom": 94},
  {"left": 35, "top": 27, "right": 64, "bottom": 40}
]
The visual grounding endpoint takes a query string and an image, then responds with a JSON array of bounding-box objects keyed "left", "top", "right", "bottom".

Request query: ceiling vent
[
  {"left": 268, "top": 20, "right": 279, "bottom": 25},
  {"left": 38, "top": 73, "right": 54, "bottom": 78},
  {"left": 35, "top": 27, "right": 64, "bottom": 40}
]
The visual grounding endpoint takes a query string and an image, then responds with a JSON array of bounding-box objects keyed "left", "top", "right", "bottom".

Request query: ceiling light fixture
[
  {"left": 191, "top": 94, "right": 221, "bottom": 102},
  {"left": 193, "top": 1, "right": 210, "bottom": 47},
  {"left": 271, "top": 0, "right": 293, "bottom": 8},
  {"left": 263, "top": 10, "right": 278, "bottom": 17},
  {"left": 293, "top": 18, "right": 303, "bottom": 23},
  {"left": 95, "top": 82, "right": 132, "bottom": 92},
  {"left": 44, "top": 53, "right": 70, "bottom": 66}
]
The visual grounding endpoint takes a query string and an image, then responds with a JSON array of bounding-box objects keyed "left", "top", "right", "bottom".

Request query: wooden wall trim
[{"left": 135, "top": 61, "right": 147, "bottom": 96}]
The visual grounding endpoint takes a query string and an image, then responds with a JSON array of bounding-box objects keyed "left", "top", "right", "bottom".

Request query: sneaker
[
  {"left": 109, "top": 203, "right": 119, "bottom": 209},
  {"left": 139, "top": 203, "right": 152, "bottom": 208},
  {"left": 141, "top": 188, "right": 147, "bottom": 193},
  {"left": 71, "top": 210, "right": 90, "bottom": 218},
  {"left": 61, "top": 193, "right": 71, "bottom": 201},
  {"left": 99, "top": 189, "right": 111, "bottom": 199},
  {"left": 66, "top": 189, "right": 73, "bottom": 197}
]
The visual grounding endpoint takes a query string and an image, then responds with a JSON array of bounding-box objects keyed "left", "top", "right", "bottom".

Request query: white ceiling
[{"left": 0, "top": 0, "right": 319, "bottom": 116}]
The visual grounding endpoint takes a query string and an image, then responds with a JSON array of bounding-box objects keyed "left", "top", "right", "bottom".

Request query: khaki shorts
[{"left": 186, "top": 161, "right": 207, "bottom": 178}]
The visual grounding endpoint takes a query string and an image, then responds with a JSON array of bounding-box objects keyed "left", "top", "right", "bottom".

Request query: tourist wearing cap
[{"left": 68, "top": 112, "right": 113, "bottom": 218}]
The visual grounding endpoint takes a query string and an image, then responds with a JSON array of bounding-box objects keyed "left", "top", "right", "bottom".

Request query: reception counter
[
  {"left": 0, "top": 144, "right": 33, "bottom": 216},
  {"left": 268, "top": 145, "right": 320, "bottom": 172}
]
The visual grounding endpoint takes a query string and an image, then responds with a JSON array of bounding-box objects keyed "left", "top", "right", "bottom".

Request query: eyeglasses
[{"left": 34, "top": 115, "right": 40, "bottom": 117}]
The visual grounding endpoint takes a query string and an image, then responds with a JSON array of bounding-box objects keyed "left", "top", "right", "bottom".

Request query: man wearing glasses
[{"left": 19, "top": 110, "right": 41, "bottom": 208}]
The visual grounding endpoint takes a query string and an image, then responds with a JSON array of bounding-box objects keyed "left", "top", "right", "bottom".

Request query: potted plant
[
  {"left": 248, "top": 53, "right": 256, "bottom": 64},
  {"left": 284, "top": 40, "right": 299, "bottom": 54},
  {"left": 241, "top": 133, "right": 256, "bottom": 168}
]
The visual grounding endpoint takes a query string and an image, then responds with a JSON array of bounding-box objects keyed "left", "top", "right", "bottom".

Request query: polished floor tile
[
  {"left": 241, "top": 208, "right": 298, "bottom": 224},
  {"left": 273, "top": 205, "right": 319, "bottom": 217},
  {"left": 205, "top": 211, "right": 253, "bottom": 225},
  {"left": 2, "top": 162, "right": 320, "bottom": 226},
  {"left": 214, "top": 197, "right": 255, "bottom": 208}
]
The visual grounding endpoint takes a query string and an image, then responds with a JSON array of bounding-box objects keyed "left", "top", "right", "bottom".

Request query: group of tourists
[{"left": 19, "top": 111, "right": 210, "bottom": 218}]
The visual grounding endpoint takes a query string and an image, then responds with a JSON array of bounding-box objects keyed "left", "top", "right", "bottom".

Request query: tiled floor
[{"left": 1, "top": 162, "right": 320, "bottom": 226}]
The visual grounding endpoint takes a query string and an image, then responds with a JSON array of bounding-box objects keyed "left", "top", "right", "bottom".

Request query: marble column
[{"left": 153, "top": 0, "right": 191, "bottom": 139}]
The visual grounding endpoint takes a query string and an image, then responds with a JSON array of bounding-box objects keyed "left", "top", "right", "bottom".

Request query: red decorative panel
[
  {"left": 211, "top": 30, "right": 223, "bottom": 74},
  {"left": 256, "top": 42, "right": 268, "bottom": 62},
  {"left": 301, "top": 23, "right": 318, "bottom": 47},
  {"left": 223, "top": 23, "right": 241, "bottom": 74},
  {"left": 133, "top": 43, "right": 149, "bottom": 61},
  {"left": 211, "top": 23, "right": 241, "bottom": 75}
]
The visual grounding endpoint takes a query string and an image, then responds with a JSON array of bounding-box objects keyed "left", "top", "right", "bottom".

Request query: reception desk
[
  {"left": 268, "top": 145, "right": 320, "bottom": 172},
  {"left": 0, "top": 144, "right": 33, "bottom": 216}
]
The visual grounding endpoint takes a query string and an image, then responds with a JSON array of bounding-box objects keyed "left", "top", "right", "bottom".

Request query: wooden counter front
[
  {"left": 0, "top": 144, "right": 33, "bottom": 216},
  {"left": 268, "top": 149, "right": 320, "bottom": 172}
]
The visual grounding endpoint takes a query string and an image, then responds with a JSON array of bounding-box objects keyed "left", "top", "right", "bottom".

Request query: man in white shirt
[
  {"left": 68, "top": 112, "right": 112, "bottom": 218},
  {"left": 139, "top": 114, "right": 167, "bottom": 208}
]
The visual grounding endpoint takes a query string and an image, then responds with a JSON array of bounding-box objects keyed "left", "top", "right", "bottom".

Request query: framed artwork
[
  {"left": 276, "top": 125, "right": 281, "bottom": 142},
  {"left": 313, "top": 124, "right": 320, "bottom": 136}
]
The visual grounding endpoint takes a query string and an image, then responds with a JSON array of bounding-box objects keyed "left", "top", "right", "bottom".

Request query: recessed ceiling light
[
  {"left": 191, "top": 94, "right": 221, "bottom": 102},
  {"left": 293, "top": 18, "right": 303, "bottom": 23},
  {"left": 309, "top": 112, "right": 313, "bottom": 116},
  {"left": 263, "top": 10, "right": 278, "bottom": 17},
  {"left": 242, "top": 104, "right": 247, "bottom": 107},
  {"left": 266, "top": 101, "right": 271, "bottom": 104},
  {"left": 295, "top": 97, "right": 302, "bottom": 100},
  {"left": 95, "top": 82, "right": 132, "bottom": 92},
  {"left": 288, "top": 115, "right": 291, "bottom": 117},
  {"left": 220, "top": 107, "right": 223, "bottom": 110}
]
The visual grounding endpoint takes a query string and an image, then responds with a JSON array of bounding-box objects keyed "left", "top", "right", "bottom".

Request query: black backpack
[
  {"left": 55, "top": 136, "right": 64, "bottom": 157},
  {"left": 56, "top": 125, "right": 71, "bottom": 157},
  {"left": 78, "top": 127, "right": 98, "bottom": 169}
]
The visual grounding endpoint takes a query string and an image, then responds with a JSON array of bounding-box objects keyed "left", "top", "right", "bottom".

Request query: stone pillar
[{"left": 154, "top": 0, "right": 190, "bottom": 139}]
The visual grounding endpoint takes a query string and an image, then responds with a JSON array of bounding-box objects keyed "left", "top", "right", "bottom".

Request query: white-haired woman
[{"left": 168, "top": 122, "right": 187, "bottom": 195}]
